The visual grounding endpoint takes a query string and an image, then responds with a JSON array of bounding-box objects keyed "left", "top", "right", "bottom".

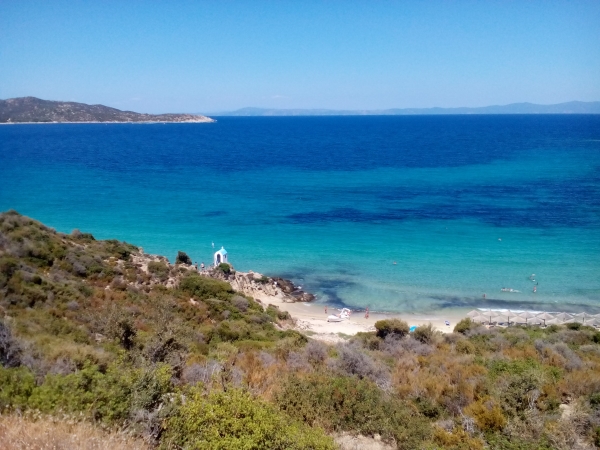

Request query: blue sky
[{"left": 1, "top": 1, "right": 599, "bottom": 113}]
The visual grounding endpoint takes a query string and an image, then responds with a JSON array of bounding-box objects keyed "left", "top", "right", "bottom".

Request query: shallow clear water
[{"left": 1, "top": 116, "right": 599, "bottom": 313}]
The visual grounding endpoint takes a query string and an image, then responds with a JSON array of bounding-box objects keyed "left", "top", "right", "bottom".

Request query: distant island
[
  {"left": 212, "top": 100, "right": 600, "bottom": 116},
  {"left": 0, "top": 96, "right": 215, "bottom": 123}
]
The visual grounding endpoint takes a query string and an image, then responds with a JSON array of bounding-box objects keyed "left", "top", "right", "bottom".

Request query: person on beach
[
  {"left": 365, "top": 307, "right": 369, "bottom": 319},
  {"left": 533, "top": 286, "right": 537, "bottom": 293},
  {"left": 324, "top": 306, "right": 327, "bottom": 314},
  {"left": 201, "top": 262, "right": 205, "bottom": 270}
]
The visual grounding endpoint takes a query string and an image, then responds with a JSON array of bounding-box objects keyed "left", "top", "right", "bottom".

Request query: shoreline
[
  {"left": 211, "top": 267, "right": 465, "bottom": 342},
  {"left": 0, "top": 120, "right": 215, "bottom": 125}
]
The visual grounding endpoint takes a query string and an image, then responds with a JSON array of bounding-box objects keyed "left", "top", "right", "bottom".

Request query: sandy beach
[
  {"left": 223, "top": 271, "right": 467, "bottom": 342},
  {"left": 273, "top": 299, "right": 465, "bottom": 342}
]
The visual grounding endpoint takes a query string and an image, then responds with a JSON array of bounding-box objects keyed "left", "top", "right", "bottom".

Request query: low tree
[
  {"left": 374, "top": 318, "right": 409, "bottom": 339},
  {"left": 175, "top": 251, "right": 192, "bottom": 265}
]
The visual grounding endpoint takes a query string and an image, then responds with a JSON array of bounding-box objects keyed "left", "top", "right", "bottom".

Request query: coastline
[
  {"left": 0, "top": 119, "right": 215, "bottom": 125},
  {"left": 210, "top": 267, "right": 464, "bottom": 342}
]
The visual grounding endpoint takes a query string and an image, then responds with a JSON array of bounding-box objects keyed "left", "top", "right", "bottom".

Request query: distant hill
[
  {"left": 0, "top": 97, "right": 215, "bottom": 123},
  {"left": 213, "top": 101, "right": 600, "bottom": 116}
]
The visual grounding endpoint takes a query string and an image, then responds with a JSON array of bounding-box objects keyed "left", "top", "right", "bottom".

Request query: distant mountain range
[
  {"left": 211, "top": 101, "right": 600, "bottom": 116},
  {"left": 0, "top": 97, "right": 215, "bottom": 123}
]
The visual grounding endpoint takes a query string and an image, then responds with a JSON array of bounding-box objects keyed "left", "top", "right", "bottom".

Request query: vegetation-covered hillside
[
  {"left": 1, "top": 210, "right": 600, "bottom": 449},
  {"left": 0, "top": 97, "right": 214, "bottom": 123}
]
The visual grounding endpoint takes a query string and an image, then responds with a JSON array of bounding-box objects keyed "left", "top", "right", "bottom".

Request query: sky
[{"left": 1, "top": 1, "right": 599, "bottom": 113}]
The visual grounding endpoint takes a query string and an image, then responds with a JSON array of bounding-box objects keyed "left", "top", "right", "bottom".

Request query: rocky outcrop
[
  {"left": 272, "top": 277, "right": 316, "bottom": 302},
  {"left": 209, "top": 270, "right": 316, "bottom": 304},
  {"left": 115, "top": 250, "right": 316, "bottom": 305},
  {"left": 0, "top": 97, "right": 215, "bottom": 123}
]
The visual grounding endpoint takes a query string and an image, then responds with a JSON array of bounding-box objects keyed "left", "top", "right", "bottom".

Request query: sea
[{"left": 1, "top": 115, "right": 599, "bottom": 314}]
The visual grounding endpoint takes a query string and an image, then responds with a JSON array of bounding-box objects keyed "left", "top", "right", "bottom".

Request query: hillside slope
[
  {"left": 1, "top": 211, "right": 600, "bottom": 449},
  {"left": 0, "top": 97, "right": 214, "bottom": 123}
]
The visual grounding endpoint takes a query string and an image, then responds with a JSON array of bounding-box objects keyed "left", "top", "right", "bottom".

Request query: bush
[
  {"left": 26, "top": 363, "right": 136, "bottom": 423},
  {"left": 256, "top": 275, "right": 269, "bottom": 284},
  {"left": 336, "top": 344, "right": 389, "bottom": 385},
  {"left": 179, "top": 274, "right": 233, "bottom": 300},
  {"left": 275, "top": 374, "right": 431, "bottom": 447},
  {"left": 175, "top": 251, "right": 192, "bottom": 265},
  {"left": 412, "top": 323, "right": 437, "bottom": 344},
  {"left": 105, "top": 240, "right": 137, "bottom": 259},
  {"left": 147, "top": 261, "right": 169, "bottom": 282},
  {"left": 266, "top": 304, "right": 291, "bottom": 321},
  {"left": 454, "top": 317, "right": 476, "bottom": 334},
  {"left": 231, "top": 295, "right": 249, "bottom": 312},
  {"left": 374, "top": 318, "right": 409, "bottom": 339},
  {"left": 218, "top": 263, "right": 231, "bottom": 274},
  {"left": 71, "top": 229, "right": 95, "bottom": 241},
  {"left": 351, "top": 332, "right": 381, "bottom": 351},
  {"left": 455, "top": 339, "right": 476, "bottom": 355},
  {"left": 464, "top": 398, "right": 506, "bottom": 432},
  {"left": 164, "top": 387, "right": 335, "bottom": 450},
  {"left": 0, "top": 366, "right": 36, "bottom": 409}
]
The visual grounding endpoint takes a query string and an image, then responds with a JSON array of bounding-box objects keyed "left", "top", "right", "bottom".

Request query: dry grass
[{"left": 0, "top": 414, "right": 149, "bottom": 450}]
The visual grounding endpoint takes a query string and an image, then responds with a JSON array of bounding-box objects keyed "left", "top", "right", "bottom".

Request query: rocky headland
[{"left": 0, "top": 97, "right": 215, "bottom": 123}]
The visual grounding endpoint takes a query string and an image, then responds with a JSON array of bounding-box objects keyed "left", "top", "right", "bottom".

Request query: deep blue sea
[{"left": 1, "top": 116, "right": 599, "bottom": 314}]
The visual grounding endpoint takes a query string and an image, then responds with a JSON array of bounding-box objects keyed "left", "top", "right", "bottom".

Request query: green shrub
[
  {"left": 454, "top": 317, "right": 476, "bottom": 334},
  {"left": 374, "top": 318, "right": 409, "bottom": 339},
  {"left": 148, "top": 261, "right": 169, "bottom": 281},
  {"left": 218, "top": 263, "right": 232, "bottom": 274},
  {"left": 256, "top": 275, "right": 269, "bottom": 284},
  {"left": 275, "top": 374, "right": 431, "bottom": 446},
  {"left": 105, "top": 240, "right": 136, "bottom": 259},
  {"left": 179, "top": 274, "right": 233, "bottom": 300},
  {"left": 266, "top": 304, "right": 291, "bottom": 321},
  {"left": 565, "top": 322, "right": 582, "bottom": 331},
  {"left": 71, "top": 229, "right": 95, "bottom": 241},
  {"left": 0, "top": 366, "right": 36, "bottom": 409},
  {"left": 163, "top": 387, "right": 335, "bottom": 450},
  {"left": 176, "top": 251, "right": 192, "bottom": 265},
  {"left": 413, "top": 323, "right": 437, "bottom": 344},
  {"left": 455, "top": 339, "right": 476, "bottom": 354},
  {"left": 351, "top": 332, "right": 381, "bottom": 351},
  {"left": 27, "top": 363, "right": 136, "bottom": 423}
]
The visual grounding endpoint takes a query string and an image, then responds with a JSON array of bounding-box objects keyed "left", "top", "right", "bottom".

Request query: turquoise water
[{"left": 1, "top": 116, "right": 599, "bottom": 313}]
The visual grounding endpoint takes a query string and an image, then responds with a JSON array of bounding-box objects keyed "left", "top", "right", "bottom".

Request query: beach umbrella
[
  {"left": 490, "top": 315, "right": 506, "bottom": 324},
  {"left": 543, "top": 318, "right": 561, "bottom": 326},
  {"left": 586, "top": 317, "right": 600, "bottom": 328},
  {"left": 519, "top": 311, "right": 537, "bottom": 319},
  {"left": 554, "top": 312, "right": 572, "bottom": 323},
  {"left": 478, "top": 308, "right": 494, "bottom": 324},
  {"left": 517, "top": 311, "right": 537, "bottom": 324},
  {"left": 536, "top": 311, "right": 555, "bottom": 326},
  {"left": 527, "top": 318, "right": 543, "bottom": 326},
  {"left": 584, "top": 317, "right": 599, "bottom": 325},
  {"left": 501, "top": 310, "right": 520, "bottom": 325},
  {"left": 572, "top": 312, "right": 592, "bottom": 324},
  {"left": 536, "top": 312, "right": 555, "bottom": 320},
  {"left": 470, "top": 312, "right": 488, "bottom": 323},
  {"left": 467, "top": 310, "right": 482, "bottom": 318}
]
